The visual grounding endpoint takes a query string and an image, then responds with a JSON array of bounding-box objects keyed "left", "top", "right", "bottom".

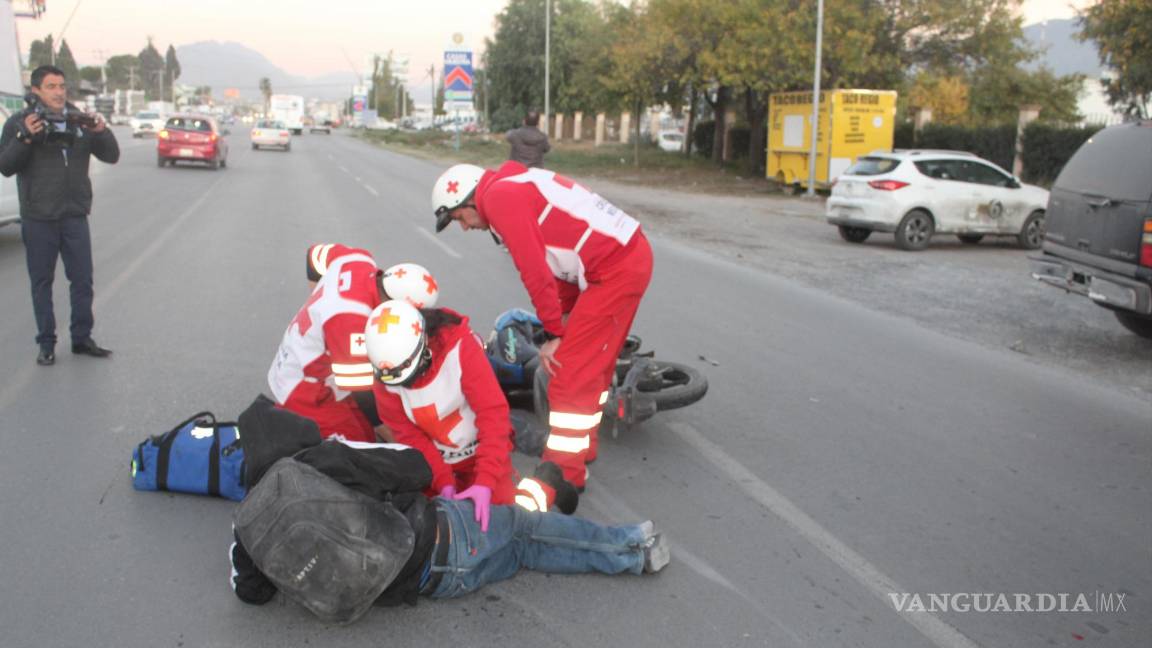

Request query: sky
[{"left": 14, "top": 0, "right": 1096, "bottom": 81}]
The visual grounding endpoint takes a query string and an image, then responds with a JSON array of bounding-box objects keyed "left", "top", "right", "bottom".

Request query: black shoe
[
  {"left": 36, "top": 347, "right": 55, "bottom": 366},
  {"left": 533, "top": 461, "right": 579, "bottom": 515},
  {"left": 72, "top": 339, "right": 112, "bottom": 357}
]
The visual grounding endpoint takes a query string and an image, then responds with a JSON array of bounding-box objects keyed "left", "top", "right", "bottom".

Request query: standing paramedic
[
  {"left": 430, "top": 163, "right": 653, "bottom": 491},
  {"left": 0, "top": 65, "right": 119, "bottom": 366}
]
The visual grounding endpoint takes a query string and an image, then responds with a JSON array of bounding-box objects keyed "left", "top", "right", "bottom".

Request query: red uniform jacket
[
  {"left": 474, "top": 161, "right": 642, "bottom": 337},
  {"left": 372, "top": 309, "right": 515, "bottom": 494}
]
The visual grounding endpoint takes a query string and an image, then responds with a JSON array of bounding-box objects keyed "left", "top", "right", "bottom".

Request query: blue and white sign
[{"left": 443, "top": 50, "right": 473, "bottom": 104}]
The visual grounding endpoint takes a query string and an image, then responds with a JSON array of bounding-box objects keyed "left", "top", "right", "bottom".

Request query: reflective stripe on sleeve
[
  {"left": 598, "top": 390, "right": 609, "bottom": 405},
  {"left": 537, "top": 203, "right": 553, "bottom": 225},
  {"left": 573, "top": 227, "right": 593, "bottom": 253},
  {"left": 334, "top": 375, "right": 374, "bottom": 388},
  {"left": 515, "top": 477, "right": 550, "bottom": 512},
  {"left": 332, "top": 362, "right": 373, "bottom": 375},
  {"left": 545, "top": 433, "right": 590, "bottom": 454},
  {"left": 310, "top": 243, "right": 335, "bottom": 276},
  {"left": 549, "top": 410, "right": 602, "bottom": 431}
]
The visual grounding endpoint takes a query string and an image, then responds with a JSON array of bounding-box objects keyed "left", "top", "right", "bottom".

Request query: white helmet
[
  {"left": 380, "top": 262, "right": 439, "bottom": 309},
  {"left": 431, "top": 164, "right": 484, "bottom": 232},
  {"left": 365, "top": 300, "right": 427, "bottom": 386}
]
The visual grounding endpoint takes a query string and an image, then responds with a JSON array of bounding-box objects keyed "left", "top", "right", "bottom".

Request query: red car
[{"left": 157, "top": 114, "right": 229, "bottom": 169}]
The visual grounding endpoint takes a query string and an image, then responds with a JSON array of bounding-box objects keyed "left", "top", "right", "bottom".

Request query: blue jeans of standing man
[
  {"left": 429, "top": 498, "right": 646, "bottom": 599},
  {"left": 21, "top": 215, "right": 95, "bottom": 348}
]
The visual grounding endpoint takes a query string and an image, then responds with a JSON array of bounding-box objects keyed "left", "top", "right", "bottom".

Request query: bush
[
  {"left": 1020, "top": 123, "right": 1103, "bottom": 185},
  {"left": 894, "top": 121, "right": 916, "bottom": 149},
  {"left": 729, "top": 127, "right": 750, "bottom": 159},
  {"left": 913, "top": 124, "right": 1018, "bottom": 171}
]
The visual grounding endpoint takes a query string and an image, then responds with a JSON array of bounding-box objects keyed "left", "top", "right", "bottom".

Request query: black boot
[
  {"left": 36, "top": 346, "right": 55, "bottom": 366},
  {"left": 533, "top": 461, "right": 579, "bottom": 515}
]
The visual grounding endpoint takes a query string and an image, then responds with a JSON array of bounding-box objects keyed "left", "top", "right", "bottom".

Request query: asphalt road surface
[{"left": 0, "top": 127, "right": 1147, "bottom": 648}]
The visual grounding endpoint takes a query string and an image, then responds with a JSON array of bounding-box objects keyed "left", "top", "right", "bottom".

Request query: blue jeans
[
  {"left": 429, "top": 498, "right": 646, "bottom": 599},
  {"left": 21, "top": 216, "right": 95, "bottom": 347}
]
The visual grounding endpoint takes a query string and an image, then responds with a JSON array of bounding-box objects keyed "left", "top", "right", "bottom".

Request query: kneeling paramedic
[
  {"left": 431, "top": 163, "right": 653, "bottom": 491},
  {"left": 230, "top": 439, "right": 669, "bottom": 623},
  {"left": 364, "top": 299, "right": 577, "bottom": 519},
  {"left": 267, "top": 243, "right": 439, "bottom": 443}
]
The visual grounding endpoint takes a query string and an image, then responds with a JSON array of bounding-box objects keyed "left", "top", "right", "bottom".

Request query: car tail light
[
  {"left": 209, "top": 133, "right": 217, "bottom": 142},
  {"left": 1141, "top": 219, "right": 1152, "bottom": 267},
  {"left": 158, "top": 130, "right": 169, "bottom": 139},
  {"left": 280, "top": 131, "right": 289, "bottom": 137},
  {"left": 868, "top": 180, "right": 909, "bottom": 191}
]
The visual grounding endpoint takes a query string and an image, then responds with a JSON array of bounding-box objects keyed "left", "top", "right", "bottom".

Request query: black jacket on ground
[
  {"left": 230, "top": 441, "right": 439, "bottom": 608},
  {"left": 0, "top": 105, "right": 119, "bottom": 221}
]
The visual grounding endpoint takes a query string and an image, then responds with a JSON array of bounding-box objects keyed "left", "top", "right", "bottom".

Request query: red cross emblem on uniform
[
  {"left": 446, "top": 180, "right": 459, "bottom": 194},
  {"left": 371, "top": 308, "right": 401, "bottom": 334},
  {"left": 412, "top": 404, "right": 462, "bottom": 447},
  {"left": 292, "top": 286, "right": 325, "bottom": 335},
  {"left": 423, "top": 273, "right": 438, "bottom": 294}
]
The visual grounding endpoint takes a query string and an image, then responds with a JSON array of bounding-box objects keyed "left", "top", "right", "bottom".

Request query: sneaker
[{"left": 643, "top": 532, "right": 670, "bottom": 574}]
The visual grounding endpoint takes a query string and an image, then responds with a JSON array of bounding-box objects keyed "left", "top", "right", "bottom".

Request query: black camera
[{"left": 22, "top": 93, "right": 99, "bottom": 146}]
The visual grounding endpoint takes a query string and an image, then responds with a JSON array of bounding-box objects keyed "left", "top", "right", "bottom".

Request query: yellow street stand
[{"left": 767, "top": 89, "right": 897, "bottom": 191}]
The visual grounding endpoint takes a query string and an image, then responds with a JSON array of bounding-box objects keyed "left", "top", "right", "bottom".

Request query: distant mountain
[
  {"left": 174, "top": 41, "right": 357, "bottom": 101},
  {"left": 1022, "top": 18, "right": 1105, "bottom": 78}
]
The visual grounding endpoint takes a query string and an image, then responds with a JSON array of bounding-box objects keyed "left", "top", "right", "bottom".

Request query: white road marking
[
  {"left": 338, "top": 165, "right": 349, "bottom": 174},
  {"left": 414, "top": 225, "right": 462, "bottom": 259},
  {"left": 667, "top": 421, "right": 983, "bottom": 648},
  {"left": 363, "top": 185, "right": 379, "bottom": 197}
]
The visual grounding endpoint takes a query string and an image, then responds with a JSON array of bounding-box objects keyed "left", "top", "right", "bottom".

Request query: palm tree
[{"left": 259, "top": 77, "right": 272, "bottom": 114}]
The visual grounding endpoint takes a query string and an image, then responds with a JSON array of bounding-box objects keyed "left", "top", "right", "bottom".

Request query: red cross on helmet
[
  {"left": 365, "top": 300, "right": 428, "bottom": 386},
  {"left": 380, "top": 262, "right": 439, "bottom": 309},
  {"left": 431, "top": 164, "right": 485, "bottom": 232}
]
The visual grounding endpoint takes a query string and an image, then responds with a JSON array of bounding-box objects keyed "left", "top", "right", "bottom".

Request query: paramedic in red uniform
[
  {"left": 430, "top": 163, "right": 653, "bottom": 491},
  {"left": 267, "top": 243, "right": 440, "bottom": 443},
  {"left": 364, "top": 300, "right": 577, "bottom": 526}
]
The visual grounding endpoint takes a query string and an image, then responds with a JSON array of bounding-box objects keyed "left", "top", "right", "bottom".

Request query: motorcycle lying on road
[{"left": 485, "top": 309, "right": 708, "bottom": 454}]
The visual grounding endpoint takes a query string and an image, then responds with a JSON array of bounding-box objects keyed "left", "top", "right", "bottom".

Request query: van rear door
[{"left": 1043, "top": 123, "right": 1152, "bottom": 271}]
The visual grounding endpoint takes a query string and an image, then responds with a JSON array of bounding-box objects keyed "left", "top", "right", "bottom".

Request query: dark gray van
[{"left": 1030, "top": 121, "right": 1152, "bottom": 338}]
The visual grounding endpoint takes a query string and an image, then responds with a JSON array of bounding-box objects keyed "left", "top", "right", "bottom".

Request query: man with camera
[{"left": 0, "top": 65, "right": 120, "bottom": 366}]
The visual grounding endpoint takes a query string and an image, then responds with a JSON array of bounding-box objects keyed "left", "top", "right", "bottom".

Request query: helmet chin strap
[
  {"left": 394, "top": 348, "right": 433, "bottom": 387},
  {"left": 375, "top": 270, "right": 388, "bottom": 301}
]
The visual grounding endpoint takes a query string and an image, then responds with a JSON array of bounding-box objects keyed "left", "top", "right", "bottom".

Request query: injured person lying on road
[{"left": 229, "top": 439, "right": 670, "bottom": 624}]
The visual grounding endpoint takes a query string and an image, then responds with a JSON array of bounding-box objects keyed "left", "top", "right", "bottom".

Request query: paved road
[{"left": 0, "top": 127, "right": 1147, "bottom": 647}]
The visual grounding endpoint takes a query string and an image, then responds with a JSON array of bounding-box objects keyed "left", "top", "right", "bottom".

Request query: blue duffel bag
[{"left": 131, "top": 411, "right": 246, "bottom": 501}]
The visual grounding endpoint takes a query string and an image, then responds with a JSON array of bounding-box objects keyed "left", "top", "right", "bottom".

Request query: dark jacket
[
  {"left": 230, "top": 441, "right": 439, "bottom": 608},
  {"left": 506, "top": 125, "right": 550, "bottom": 168},
  {"left": 0, "top": 105, "right": 119, "bottom": 221}
]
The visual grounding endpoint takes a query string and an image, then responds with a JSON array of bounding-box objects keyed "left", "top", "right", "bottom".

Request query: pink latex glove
[
  {"left": 439, "top": 485, "right": 457, "bottom": 499},
  {"left": 454, "top": 484, "right": 493, "bottom": 532}
]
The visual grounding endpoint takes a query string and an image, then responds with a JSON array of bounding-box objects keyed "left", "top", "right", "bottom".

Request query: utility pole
[
  {"left": 806, "top": 0, "right": 824, "bottom": 197},
  {"left": 93, "top": 49, "right": 107, "bottom": 94},
  {"left": 128, "top": 64, "right": 136, "bottom": 91},
  {"left": 428, "top": 64, "right": 435, "bottom": 117},
  {"left": 544, "top": 0, "right": 551, "bottom": 136}
]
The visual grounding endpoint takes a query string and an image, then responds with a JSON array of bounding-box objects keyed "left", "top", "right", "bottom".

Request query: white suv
[
  {"left": 826, "top": 150, "right": 1050, "bottom": 251},
  {"left": 130, "top": 111, "right": 165, "bottom": 138}
]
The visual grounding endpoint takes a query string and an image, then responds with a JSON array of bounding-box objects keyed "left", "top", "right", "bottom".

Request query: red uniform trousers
[
  {"left": 540, "top": 234, "right": 653, "bottom": 487},
  {"left": 281, "top": 395, "right": 376, "bottom": 444}
]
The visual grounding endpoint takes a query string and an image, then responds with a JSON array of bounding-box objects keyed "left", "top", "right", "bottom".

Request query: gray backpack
[{"left": 233, "top": 458, "right": 416, "bottom": 624}]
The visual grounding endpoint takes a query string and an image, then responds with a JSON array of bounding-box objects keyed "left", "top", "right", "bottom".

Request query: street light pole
[
  {"left": 806, "top": 0, "right": 824, "bottom": 197},
  {"left": 544, "top": 0, "right": 551, "bottom": 137}
]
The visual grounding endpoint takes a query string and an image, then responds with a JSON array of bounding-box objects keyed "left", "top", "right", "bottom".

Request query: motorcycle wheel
[{"left": 636, "top": 361, "right": 709, "bottom": 411}]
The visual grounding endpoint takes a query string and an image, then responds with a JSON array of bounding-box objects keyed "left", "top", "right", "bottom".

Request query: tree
[
  {"left": 55, "top": 39, "right": 80, "bottom": 97},
  {"left": 259, "top": 77, "right": 272, "bottom": 113},
  {"left": 79, "top": 65, "right": 104, "bottom": 90},
  {"left": 967, "top": 64, "right": 1084, "bottom": 125},
  {"left": 1077, "top": 0, "right": 1152, "bottom": 118},
  {"left": 105, "top": 54, "right": 140, "bottom": 92},
  {"left": 138, "top": 38, "right": 165, "bottom": 101},
  {"left": 908, "top": 73, "right": 971, "bottom": 124},
  {"left": 165, "top": 44, "right": 182, "bottom": 101},
  {"left": 28, "top": 35, "right": 54, "bottom": 70}
]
